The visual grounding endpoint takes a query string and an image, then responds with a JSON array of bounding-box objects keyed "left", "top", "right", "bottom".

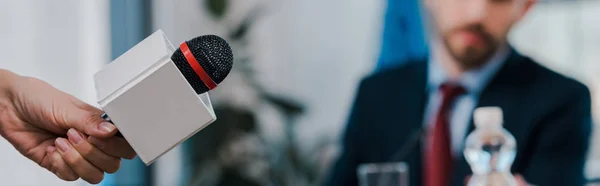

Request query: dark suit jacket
[{"left": 324, "top": 49, "right": 593, "bottom": 186}]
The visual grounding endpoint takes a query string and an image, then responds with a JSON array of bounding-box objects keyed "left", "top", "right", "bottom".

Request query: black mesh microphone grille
[{"left": 171, "top": 35, "right": 233, "bottom": 94}]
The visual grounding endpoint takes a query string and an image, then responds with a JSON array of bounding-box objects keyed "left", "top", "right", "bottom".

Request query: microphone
[{"left": 103, "top": 35, "right": 234, "bottom": 137}]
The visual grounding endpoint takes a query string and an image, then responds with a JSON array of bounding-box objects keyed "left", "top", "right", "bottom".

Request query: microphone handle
[{"left": 102, "top": 113, "right": 123, "bottom": 137}]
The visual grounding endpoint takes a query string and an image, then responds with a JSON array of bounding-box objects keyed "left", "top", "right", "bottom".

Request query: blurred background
[{"left": 0, "top": 0, "right": 598, "bottom": 185}]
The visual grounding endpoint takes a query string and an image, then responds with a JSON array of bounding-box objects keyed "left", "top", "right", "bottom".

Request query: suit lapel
[
  {"left": 450, "top": 49, "right": 528, "bottom": 186},
  {"left": 393, "top": 61, "right": 429, "bottom": 186}
]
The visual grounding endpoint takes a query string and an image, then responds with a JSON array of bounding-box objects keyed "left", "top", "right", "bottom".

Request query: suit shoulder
[
  {"left": 522, "top": 57, "right": 590, "bottom": 99},
  {"left": 360, "top": 61, "right": 426, "bottom": 88}
]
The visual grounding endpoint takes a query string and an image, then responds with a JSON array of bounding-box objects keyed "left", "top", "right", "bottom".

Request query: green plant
[{"left": 206, "top": 0, "right": 228, "bottom": 19}]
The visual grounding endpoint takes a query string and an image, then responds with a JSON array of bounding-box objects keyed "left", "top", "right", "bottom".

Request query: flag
[{"left": 377, "top": 0, "right": 429, "bottom": 70}]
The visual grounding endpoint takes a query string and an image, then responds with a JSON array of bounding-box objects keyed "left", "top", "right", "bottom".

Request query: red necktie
[{"left": 424, "top": 83, "right": 465, "bottom": 186}]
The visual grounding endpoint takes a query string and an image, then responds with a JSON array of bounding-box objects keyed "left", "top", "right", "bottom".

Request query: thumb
[
  {"left": 514, "top": 174, "right": 534, "bottom": 186},
  {"left": 58, "top": 97, "right": 117, "bottom": 138}
]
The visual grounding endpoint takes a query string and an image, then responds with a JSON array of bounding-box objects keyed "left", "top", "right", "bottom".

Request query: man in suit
[{"left": 324, "top": 0, "right": 593, "bottom": 184}]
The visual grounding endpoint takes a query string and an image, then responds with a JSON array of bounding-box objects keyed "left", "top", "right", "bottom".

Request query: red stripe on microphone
[{"left": 180, "top": 42, "right": 217, "bottom": 90}]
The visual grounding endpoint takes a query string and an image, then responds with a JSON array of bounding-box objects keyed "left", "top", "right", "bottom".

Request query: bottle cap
[{"left": 474, "top": 106, "right": 503, "bottom": 129}]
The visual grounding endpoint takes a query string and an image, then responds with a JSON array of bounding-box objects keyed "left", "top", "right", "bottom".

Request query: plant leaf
[{"left": 205, "top": 0, "right": 227, "bottom": 18}]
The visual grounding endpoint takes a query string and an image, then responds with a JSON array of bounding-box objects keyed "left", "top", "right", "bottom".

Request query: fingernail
[
  {"left": 56, "top": 138, "right": 70, "bottom": 153},
  {"left": 98, "top": 122, "right": 116, "bottom": 133},
  {"left": 88, "top": 136, "right": 105, "bottom": 149},
  {"left": 46, "top": 146, "right": 56, "bottom": 153},
  {"left": 67, "top": 129, "right": 83, "bottom": 145}
]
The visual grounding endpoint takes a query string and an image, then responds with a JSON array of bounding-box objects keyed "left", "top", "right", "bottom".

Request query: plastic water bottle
[{"left": 464, "top": 107, "right": 517, "bottom": 186}]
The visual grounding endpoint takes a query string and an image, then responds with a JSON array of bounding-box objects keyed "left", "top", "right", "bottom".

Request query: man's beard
[{"left": 442, "top": 24, "right": 499, "bottom": 69}]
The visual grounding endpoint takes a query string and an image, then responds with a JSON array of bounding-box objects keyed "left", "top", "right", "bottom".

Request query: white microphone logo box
[{"left": 93, "top": 30, "right": 216, "bottom": 165}]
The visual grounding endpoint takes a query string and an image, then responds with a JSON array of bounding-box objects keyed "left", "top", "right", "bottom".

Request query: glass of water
[{"left": 357, "top": 162, "right": 409, "bottom": 186}]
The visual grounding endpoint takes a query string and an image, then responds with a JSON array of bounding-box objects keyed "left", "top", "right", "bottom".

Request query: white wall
[{"left": 0, "top": 0, "right": 110, "bottom": 185}]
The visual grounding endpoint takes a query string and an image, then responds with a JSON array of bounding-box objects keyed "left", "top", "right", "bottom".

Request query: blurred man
[
  {"left": 0, "top": 69, "right": 136, "bottom": 184},
  {"left": 325, "top": 0, "right": 592, "bottom": 185}
]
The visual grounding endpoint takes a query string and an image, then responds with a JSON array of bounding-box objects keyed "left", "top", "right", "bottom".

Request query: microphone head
[{"left": 171, "top": 35, "right": 234, "bottom": 94}]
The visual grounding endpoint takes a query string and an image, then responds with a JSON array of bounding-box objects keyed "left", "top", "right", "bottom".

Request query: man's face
[{"left": 426, "top": 0, "right": 533, "bottom": 68}]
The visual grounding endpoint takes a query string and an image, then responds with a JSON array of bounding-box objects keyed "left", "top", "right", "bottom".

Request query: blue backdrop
[{"left": 377, "top": 0, "right": 428, "bottom": 70}]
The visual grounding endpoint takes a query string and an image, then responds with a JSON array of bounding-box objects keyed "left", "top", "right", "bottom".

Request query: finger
[
  {"left": 69, "top": 96, "right": 103, "bottom": 113},
  {"left": 67, "top": 129, "right": 121, "bottom": 173},
  {"left": 55, "top": 137, "right": 104, "bottom": 184},
  {"left": 46, "top": 146, "right": 79, "bottom": 181},
  {"left": 88, "top": 136, "right": 137, "bottom": 159},
  {"left": 69, "top": 112, "right": 117, "bottom": 138},
  {"left": 57, "top": 98, "right": 117, "bottom": 138},
  {"left": 40, "top": 146, "right": 54, "bottom": 172}
]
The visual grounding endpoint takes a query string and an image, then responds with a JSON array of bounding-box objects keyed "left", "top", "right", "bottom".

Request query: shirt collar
[{"left": 427, "top": 45, "right": 510, "bottom": 95}]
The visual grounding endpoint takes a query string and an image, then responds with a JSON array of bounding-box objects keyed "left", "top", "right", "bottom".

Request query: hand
[
  {"left": 514, "top": 174, "right": 534, "bottom": 186},
  {"left": 0, "top": 71, "right": 136, "bottom": 183},
  {"left": 465, "top": 174, "right": 534, "bottom": 186}
]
